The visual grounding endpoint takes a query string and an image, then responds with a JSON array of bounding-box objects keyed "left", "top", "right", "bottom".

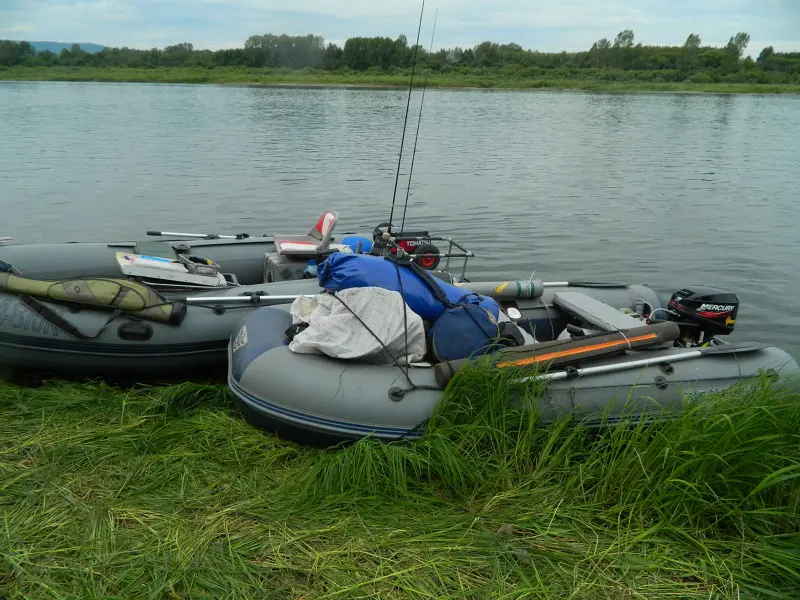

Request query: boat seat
[
  {"left": 272, "top": 210, "right": 340, "bottom": 257},
  {"left": 553, "top": 291, "right": 644, "bottom": 332}
]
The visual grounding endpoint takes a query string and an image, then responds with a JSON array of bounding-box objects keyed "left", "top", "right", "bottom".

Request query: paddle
[
  {"left": 433, "top": 321, "right": 682, "bottom": 388},
  {"left": 440, "top": 279, "right": 632, "bottom": 301},
  {"left": 146, "top": 230, "right": 254, "bottom": 240},
  {"left": 180, "top": 293, "right": 306, "bottom": 306},
  {"left": 513, "top": 341, "right": 771, "bottom": 384}
]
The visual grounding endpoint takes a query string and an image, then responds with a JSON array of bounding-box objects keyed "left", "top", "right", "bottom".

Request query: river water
[{"left": 1, "top": 81, "right": 798, "bottom": 352}]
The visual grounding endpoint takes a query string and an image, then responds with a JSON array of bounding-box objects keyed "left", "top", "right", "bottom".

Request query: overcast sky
[{"left": 2, "top": 0, "right": 798, "bottom": 56}]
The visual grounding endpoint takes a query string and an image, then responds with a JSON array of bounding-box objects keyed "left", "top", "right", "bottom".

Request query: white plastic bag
[{"left": 288, "top": 287, "right": 426, "bottom": 364}]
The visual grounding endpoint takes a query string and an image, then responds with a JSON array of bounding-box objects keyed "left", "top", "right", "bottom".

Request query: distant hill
[{"left": 30, "top": 41, "right": 105, "bottom": 54}]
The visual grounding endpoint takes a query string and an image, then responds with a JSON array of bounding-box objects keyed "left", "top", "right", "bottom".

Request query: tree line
[{"left": 2, "top": 31, "right": 799, "bottom": 83}]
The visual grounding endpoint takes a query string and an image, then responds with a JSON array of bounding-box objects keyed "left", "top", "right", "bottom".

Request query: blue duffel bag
[{"left": 317, "top": 253, "right": 500, "bottom": 323}]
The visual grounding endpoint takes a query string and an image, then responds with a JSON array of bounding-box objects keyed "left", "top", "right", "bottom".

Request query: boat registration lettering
[
  {"left": 232, "top": 325, "right": 248, "bottom": 353},
  {"left": 682, "top": 387, "right": 726, "bottom": 401},
  {"left": 0, "top": 298, "right": 62, "bottom": 337}
]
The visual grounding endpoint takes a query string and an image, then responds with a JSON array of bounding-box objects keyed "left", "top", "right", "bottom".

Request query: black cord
[
  {"left": 326, "top": 290, "right": 439, "bottom": 398},
  {"left": 394, "top": 260, "right": 411, "bottom": 382},
  {"left": 400, "top": 8, "right": 438, "bottom": 232}
]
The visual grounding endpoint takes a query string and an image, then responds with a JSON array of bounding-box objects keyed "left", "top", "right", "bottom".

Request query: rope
[
  {"left": 322, "top": 253, "right": 511, "bottom": 403},
  {"left": 617, "top": 328, "right": 633, "bottom": 350},
  {"left": 326, "top": 288, "right": 440, "bottom": 399},
  {"left": 388, "top": 254, "right": 506, "bottom": 356}
]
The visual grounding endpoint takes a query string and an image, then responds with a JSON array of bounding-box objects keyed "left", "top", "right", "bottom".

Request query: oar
[
  {"left": 179, "top": 278, "right": 631, "bottom": 311},
  {"left": 181, "top": 293, "right": 306, "bottom": 306},
  {"left": 515, "top": 341, "right": 771, "bottom": 384},
  {"left": 146, "top": 230, "right": 254, "bottom": 240},
  {"left": 453, "top": 279, "right": 631, "bottom": 301},
  {"left": 433, "top": 321, "right": 681, "bottom": 388}
]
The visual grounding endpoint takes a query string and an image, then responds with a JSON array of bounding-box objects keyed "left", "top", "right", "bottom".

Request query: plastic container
[{"left": 302, "top": 259, "right": 318, "bottom": 279}]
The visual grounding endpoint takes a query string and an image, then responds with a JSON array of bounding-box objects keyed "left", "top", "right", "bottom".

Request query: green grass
[
  {"left": 2, "top": 65, "right": 800, "bottom": 94},
  {"left": 1, "top": 363, "right": 799, "bottom": 598}
]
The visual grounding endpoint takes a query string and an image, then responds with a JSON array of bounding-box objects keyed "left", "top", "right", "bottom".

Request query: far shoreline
[{"left": 2, "top": 67, "right": 799, "bottom": 95}]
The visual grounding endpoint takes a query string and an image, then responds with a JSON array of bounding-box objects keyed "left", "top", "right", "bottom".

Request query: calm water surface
[{"left": 1, "top": 82, "right": 798, "bottom": 351}]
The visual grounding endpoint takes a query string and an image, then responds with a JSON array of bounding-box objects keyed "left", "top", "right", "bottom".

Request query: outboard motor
[
  {"left": 370, "top": 221, "right": 441, "bottom": 270},
  {"left": 664, "top": 286, "right": 739, "bottom": 346}
]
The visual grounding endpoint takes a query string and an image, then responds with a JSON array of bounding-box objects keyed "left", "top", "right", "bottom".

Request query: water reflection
[{"left": 711, "top": 93, "right": 735, "bottom": 128}]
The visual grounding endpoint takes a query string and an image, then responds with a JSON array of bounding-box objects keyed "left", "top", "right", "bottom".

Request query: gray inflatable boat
[
  {"left": 228, "top": 279, "right": 800, "bottom": 446},
  {"left": 0, "top": 212, "right": 459, "bottom": 381}
]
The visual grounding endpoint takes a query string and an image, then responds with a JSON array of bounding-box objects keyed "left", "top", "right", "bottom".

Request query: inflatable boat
[
  {"left": 0, "top": 213, "right": 463, "bottom": 381},
  {"left": 0, "top": 212, "right": 451, "bottom": 286},
  {"left": 228, "top": 259, "right": 800, "bottom": 447}
]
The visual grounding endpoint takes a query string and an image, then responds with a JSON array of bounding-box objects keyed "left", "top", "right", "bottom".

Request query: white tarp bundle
[{"left": 288, "top": 287, "right": 426, "bottom": 364}]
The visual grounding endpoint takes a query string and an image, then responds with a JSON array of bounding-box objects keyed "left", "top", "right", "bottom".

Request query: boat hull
[
  {"left": 0, "top": 279, "right": 321, "bottom": 382},
  {"left": 0, "top": 237, "right": 665, "bottom": 382},
  {"left": 228, "top": 294, "right": 800, "bottom": 446},
  {"left": 0, "top": 237, "right": 286, "bottom": 285}
]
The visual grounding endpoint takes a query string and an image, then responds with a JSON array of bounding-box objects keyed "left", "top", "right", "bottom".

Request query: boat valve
[{"left": 388, "top": 387, "right": 406, "bottom": 402}]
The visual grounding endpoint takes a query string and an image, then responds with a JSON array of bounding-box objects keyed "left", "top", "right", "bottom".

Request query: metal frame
[
  {"left": 381, "top": 233, "right": 475, "bottom": 279},
  {"left": 138, "top": 224, "right": 478, "bottom": 284}
]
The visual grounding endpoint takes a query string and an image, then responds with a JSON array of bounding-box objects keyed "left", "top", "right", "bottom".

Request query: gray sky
[{"left": 2, "top": 0, "right": 798, "bottom": 56}]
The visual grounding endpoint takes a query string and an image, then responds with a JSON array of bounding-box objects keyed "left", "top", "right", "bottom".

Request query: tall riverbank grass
[
  {"left": 1, "top": 364, "right": 799, "bottom": 598},
  {"left": 3, "top": 65, "right": 800, "bottom": 94}
]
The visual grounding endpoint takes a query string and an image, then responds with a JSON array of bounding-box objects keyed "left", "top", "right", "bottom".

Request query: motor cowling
[
  {"left": 666, "top": 286, "right": 738, "bottom": 343},
  {"left": 370, "top": 221, "right": 441, "bottom": 270}
]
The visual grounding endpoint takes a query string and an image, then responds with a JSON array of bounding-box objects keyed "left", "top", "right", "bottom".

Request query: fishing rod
[
  {"left": 400, "top": 8, "right": 439, "bottom": 232},
  {"left": 387, "top": 0, "right": 426, "bottom": 229}
]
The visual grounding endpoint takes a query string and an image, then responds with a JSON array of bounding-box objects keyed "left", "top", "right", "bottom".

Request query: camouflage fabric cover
[{"left": 0, "top": 273, "right": 185, "bottom": 325}]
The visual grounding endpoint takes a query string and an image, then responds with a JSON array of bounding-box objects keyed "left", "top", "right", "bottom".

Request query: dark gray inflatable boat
[
  {"left": 0, "top": 210, "right": 356, "bottom": 286},
  {"left": 0, "top": 214, "right": 469, "bottom": 381},
  {"left": 0, "top": 212, "right": 457, "bottom": 286},
  {"left": 228, "top": 279, "right": 800, "bottom": 446}
]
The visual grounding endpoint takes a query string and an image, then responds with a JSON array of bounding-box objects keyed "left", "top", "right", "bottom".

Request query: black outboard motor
[
  {"left": 370, "top": 221, "right": 441, "bottom": 270},
  {"left": 665, "top": 286, "right": 739, "bottom": 346}
]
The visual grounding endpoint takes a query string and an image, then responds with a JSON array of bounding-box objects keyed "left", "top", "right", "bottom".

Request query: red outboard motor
[{"left": 665, "top": 286, "right": 739, "bottom": 345}]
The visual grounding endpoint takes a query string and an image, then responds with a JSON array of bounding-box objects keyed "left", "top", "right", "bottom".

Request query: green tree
[
  {"left": 32, "top": 49, "right": 57, "bottom": 66},
  {"left": 612, "top": 30, "right": 635, "bottom": 68},
  {"left": 614, "top": 29, "right": 635, "bottom": 48},
  {"left": 474, "top": 41, "right": 501, "bottom": 67},
  {"left": 461, "top": 48, "right": 475, "bottom": 66},
  {"left": 341, "top": 35, "right": 408, "bottom": 70},
  {"left": 724, "top": 32, "right": 750, "bottom": 71},
  {"left": 323, "top": 43, "right": 342, "bottom": 70},
  {"left": 56, "top": 43, "right": 89, "bottom": 66},
  {"left": 244, "top": 35, "right": 266, "bottom": 67},
  {"left": 5, "top": 29, "right": 800, "bottom": 86},
  {"left": 680, "top": 33, "right": 701, "bottom": 75},
  {"left": 0, "top": 40, "right": 18, "bottom": 66},
  {"left": 590, "top": 37, "right": 611, "bottom": 67},
  {"left": 162, "top": 42, "right": 194, "bottom": 67},
  {"left": 757, "top": 46, "right": 774, "bottom": 68}
]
